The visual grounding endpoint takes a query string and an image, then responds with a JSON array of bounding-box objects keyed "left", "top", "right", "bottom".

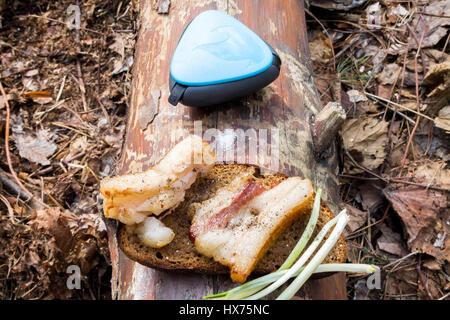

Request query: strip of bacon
[
  {"left": 189, "top": 181, "right": 266, "bottom": 241},
  {"left": 192, "top": 177, "right": 314, "bottom": 283},
  {"left": 100, "top": 135, "right": 215, "bottom": 225}
]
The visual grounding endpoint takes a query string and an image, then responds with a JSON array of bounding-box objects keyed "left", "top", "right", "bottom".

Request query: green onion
[
  {"left": 276, "top": 211, "right": 350, "bottom": 300},
  {"left": 244, "top": 210, "right": 346, "bottom": 300},
  {"left": 279, "top": 188, "right": 322, "bottom": 270},
  {"left": 204, "top": 263, "right": 378, "bottom": 300}
]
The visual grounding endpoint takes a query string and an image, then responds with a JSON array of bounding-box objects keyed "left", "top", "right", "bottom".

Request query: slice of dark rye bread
[{"left": 118, "top": 164, "right": 346, "bottom": 276}]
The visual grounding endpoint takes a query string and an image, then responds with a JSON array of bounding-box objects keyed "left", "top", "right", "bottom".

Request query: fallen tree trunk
[{"left": 105, "top": 0, "right": 347, "bottom": 300}]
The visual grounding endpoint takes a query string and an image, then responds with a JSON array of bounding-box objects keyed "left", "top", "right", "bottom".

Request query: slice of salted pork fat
[
  {"left": 99, "top": 135, "right": 216, "bottom": 248},
  {"left": 100, "top": 134, "right": 216, "bottom": 225},
  {"left": 190, "top": 176, "right": 314, "bottom": 283}
]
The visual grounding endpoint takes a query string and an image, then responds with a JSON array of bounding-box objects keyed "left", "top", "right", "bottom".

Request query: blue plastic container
[{"left": 168, "top": 10, "right": 281, "bottom": 107}]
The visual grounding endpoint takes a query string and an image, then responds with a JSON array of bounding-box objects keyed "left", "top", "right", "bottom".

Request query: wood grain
[{"left": 106, "top": 0, "right": 347, "bottom": 300}]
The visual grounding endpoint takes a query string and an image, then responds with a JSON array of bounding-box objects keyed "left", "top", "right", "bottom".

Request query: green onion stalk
[
  {"left": 204, "top": 190, "right": 377, "bottom": 300},
  {"left": 205, "top": 188, "right": 323, "bottom": 300}
]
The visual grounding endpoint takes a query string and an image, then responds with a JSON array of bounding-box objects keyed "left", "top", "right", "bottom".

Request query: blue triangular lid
[{"left": 170, "top": 10, "right": 274, "bottom": 86}]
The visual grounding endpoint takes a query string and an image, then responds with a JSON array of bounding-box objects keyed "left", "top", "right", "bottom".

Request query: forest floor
[{"left": 0, "top": 0, "right": 448, "bottom": 300}]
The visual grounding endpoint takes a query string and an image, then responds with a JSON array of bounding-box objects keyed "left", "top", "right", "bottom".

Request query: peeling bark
[{"left": 312, "top": 102, "right": 346, "bottom": 154}]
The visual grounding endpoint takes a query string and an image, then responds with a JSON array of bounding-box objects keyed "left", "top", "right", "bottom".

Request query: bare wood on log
[{"left": 312, "top": 102, "right": 346, "bottom": 154}]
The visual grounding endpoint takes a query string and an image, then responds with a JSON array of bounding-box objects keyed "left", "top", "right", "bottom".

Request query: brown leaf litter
[
  {"left": 376, "top": 224, "right": 409, "bottom": 257},
  {"left": 434, "top": 106, "right": 450, "bottom": 133},
  {"left": 0, "top": 0, "right": 136, "bottom": 299},
  {"left": 423, "top": 56, "right": 450, "bottom": 116},
  {"left": 384, "top": 162, "right": 450, "bottom": 264},
  {"left": 410, "top": 0, "right": 450, "bottom": 49},
  {"left": 341, "top": 117, "right": 389, "bottom": 174},
  {"left": 13, "top": 128, "right": 57, "bottom": 166},
  {"left": 0, "top": 203, "right": 108, "bottom": 299},
  {"left": 341, "top": 203, "right": 368, "bottom": 237},
  {"left": 307, "top": 0, "right": 450, "bottom": 299},
  {"left": 309, "top": 31, "right": 333, "bottom": 64}
]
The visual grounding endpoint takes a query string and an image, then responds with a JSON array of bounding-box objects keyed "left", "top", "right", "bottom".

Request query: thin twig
[
  {"left": 380, "top": 53, "right": 408, "bottom": 174},
  {"left": 0, "top": 194, "right": 19, "bottom": 225},
  {"left": 1, "top": 83, "right": 48, "bottom": 209},
  {"left": 406, "top": 21, "right": 427, "bottom": 77},
  {"left": 0, "top": 169, "right": 32, "bottom": 201},
  {"left": 339, "top": 164, "right": 450, "bottom": 192},
  {"left": 344, "top": 149, "right": 386, "bottom": 181},
  {"left": 417, "top": 254, "right": 433, "bottom": 300},
  {"left": 1, "top": 83, "right": 34, "bottom": 199},
  {"left": 438, "top": 292, "right": 450, "bottom": 300},
  {"left": 388, "top": 179, "right": 449, "bottom": 192},
  {"left": 441, "top": 32, "right": 450, "bottom": 57},
  {"left": 386, "top": 53, "right": 409, "bottom": 155},
  {"left": 55, "top": 74, "right": 67, "bottom": 102},
  {"left": 319, "top": 19, "right": 387, "bottom": 49},
  {"left": 398, "top": 25, "right": 427, "bottom": 177},
  {"left": 17, "top": 14, "right": 105, "bottom": 35},
  {"left": 373, "top": 205, "right": 391, "bottom": 239},
  {"left": 338, "top": 174, "right": 378, "bottom": 181},
  {"left": 382, "top": 65, "right": 402, "bottom": 122},
  {"left": 74, "top": 0, "right": 88, "bottom": 112},
  {"left": 382, "top": 251, "right": 418, "bottom": 270},
  {"left": 305, "top": 8, "right": 336, "bottom": 71},
  {"left": 364, "top": 92, "right": 433, "bottom": 121}
]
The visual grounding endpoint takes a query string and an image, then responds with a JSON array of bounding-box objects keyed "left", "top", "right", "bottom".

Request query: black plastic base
[{"left": 169, "top": 50, "right": 281, "bottom": 107}]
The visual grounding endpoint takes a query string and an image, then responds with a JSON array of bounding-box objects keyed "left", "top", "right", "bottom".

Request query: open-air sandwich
[{"left": 100, "top": 135, "right": 376, "bottom": 297}]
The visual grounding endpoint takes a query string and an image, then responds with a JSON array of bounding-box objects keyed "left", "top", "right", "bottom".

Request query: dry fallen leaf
[
  {"left": 63, "top": 136, "right": 89, "bottom": 163},
  {"left": 13, "top": 129, "right": 57, "bottom": 165},
  {"left": 376, "top": 224, "right": 408, "bottom": 256},
  {"left": 109, "top": 34, "right": 125, "bottom": 59},
  {"left": 413, "top": 161, "right": 450, "bottom": 189},
  {"left": 417, "top": 268, "right": 449, "bottom": 300},
  {"left": 434, "top": 105, "right": 450, "bottom": 133},
  {"left": 342, "top": 203, "right": 368, "bottom": 236},
  {"left": 104, "top": 124, "right": 126, "bottom": 148},
  {"left": 365, "top": 2, "right": 383, "bottom": 30},
  {"left": 378, "top": 63, "right": 401, "bottom": 85},
  {"left": 31, "top": 207, "right": 74, "bottom": 254},
  {"left": 31, "top": 206, "right": 108, "bottom": 273},
  {"left": 309, "top": 32, "right": 333, "bottom": 64},
  {"left": 0, "top": 93, "right": 13, "bottom": 109},
  {"left": 353, "top": 279, "right": 372, "bottom": 300},
  {"left": 423, "top": 258, "right": 442, "bottom": 271},
  {"left": 388, "top": 4, "right": 408, "bottom": 21},
  {"left": 410, "top": 0, "right": 450, "bottom": 49},
  {"left": 109, "top": 33, "right": 135, "bottom": 75},
  {"left": 347, "top": 89, "right": 368, "bottom": 103},
  {"left": 423, "top": 59, "right": 450, "bottom": 115},
  {"left": 341, "top": 117, "right": 389, "bottom": 174},
  {"left": 384, "top": 269, "right": 418, "bottom": 300},
  {"left": 384, "top": 186, "right": 449, "bottom": 263},
  {"left": 358, "top": 182, "right": 385, "bottom": 213}
]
